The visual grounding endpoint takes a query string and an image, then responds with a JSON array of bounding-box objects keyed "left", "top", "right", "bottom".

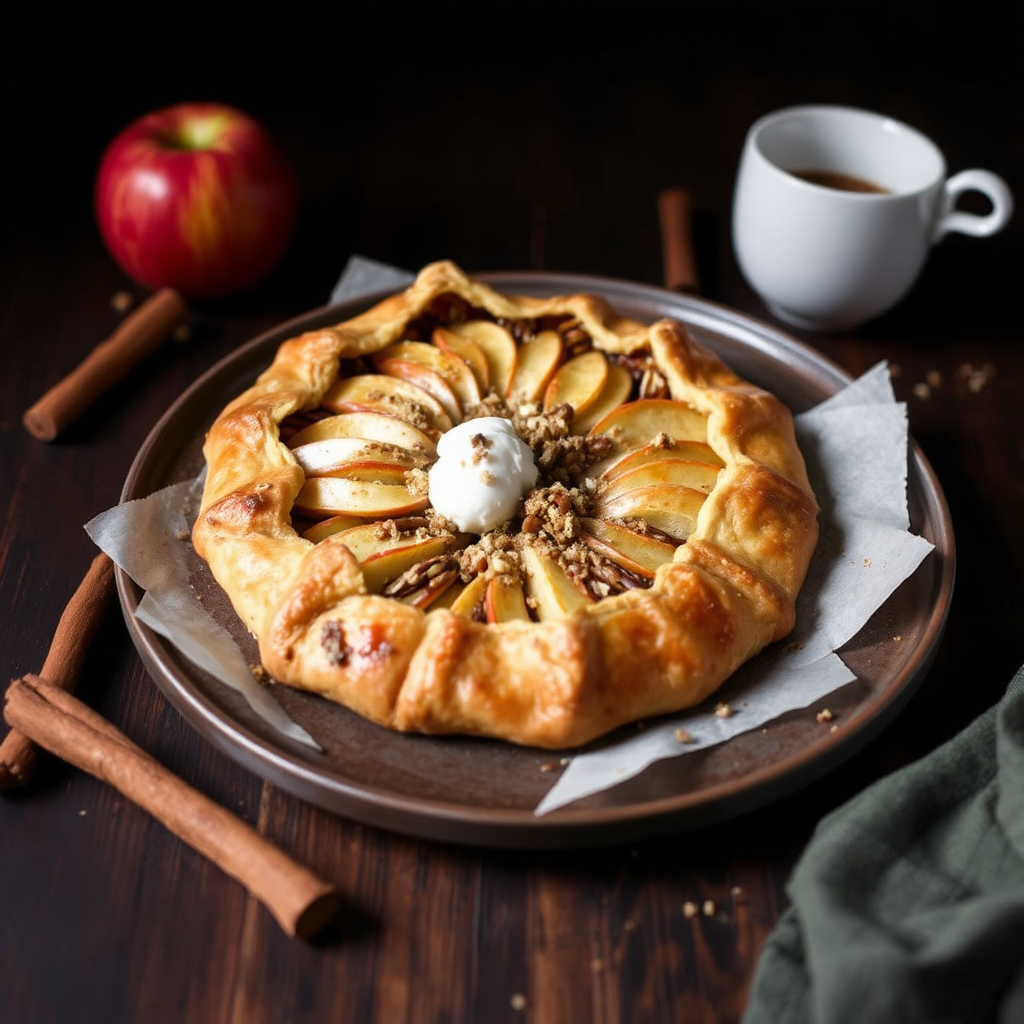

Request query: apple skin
[{"left": 95, "top": 102, "right": 297, "bottom": 300}]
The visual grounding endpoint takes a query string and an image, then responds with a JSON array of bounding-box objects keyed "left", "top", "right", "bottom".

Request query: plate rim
[{"left": 115, "top": 271, "right": 956, "bottom": 848}]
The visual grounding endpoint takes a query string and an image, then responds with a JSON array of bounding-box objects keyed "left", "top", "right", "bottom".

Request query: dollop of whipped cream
[{"left": 428, "top": 417, "right": 538, "bottom": 533}]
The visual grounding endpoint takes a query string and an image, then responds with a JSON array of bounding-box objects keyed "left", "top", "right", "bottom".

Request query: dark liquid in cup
[{"left": 790, "top": 169, "right": 891, "bottom": 194}]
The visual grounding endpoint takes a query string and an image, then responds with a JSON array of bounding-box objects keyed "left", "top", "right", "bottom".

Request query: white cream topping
[{"left": 428, "top": 417, "right": 538, "bottom": 533}]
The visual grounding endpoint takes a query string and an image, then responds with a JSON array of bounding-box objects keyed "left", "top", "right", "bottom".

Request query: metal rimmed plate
[{"left": 116, "top": 272, "right": 954, "bottom": 849}]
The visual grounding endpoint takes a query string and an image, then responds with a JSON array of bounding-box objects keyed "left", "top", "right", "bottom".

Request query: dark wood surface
[{"left": 3, "top": 7, "right": 1024, "bottom": 1022}]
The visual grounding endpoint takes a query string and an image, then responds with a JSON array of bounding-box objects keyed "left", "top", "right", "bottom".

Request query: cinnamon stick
[
  {"left": 0, "top": 551, "right": 115, "bottom": 789},
  {"left": 658, "top": 187, "right": 700, "bottom": 294},
  {"left": 4, "top": 675, "right": 341, "bottom": 940},
  {"left": 23, "top": 288, "right": 188, "bottom": 441}
]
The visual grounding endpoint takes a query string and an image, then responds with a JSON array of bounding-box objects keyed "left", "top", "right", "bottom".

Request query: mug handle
[{"left": 932, "top": 169, "right": 1014, "bottom": 242}]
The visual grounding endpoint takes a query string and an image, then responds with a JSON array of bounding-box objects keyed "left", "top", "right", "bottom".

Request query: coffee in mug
[{"left": 732, "top": 105, "right": 1013, "bottom": 331}]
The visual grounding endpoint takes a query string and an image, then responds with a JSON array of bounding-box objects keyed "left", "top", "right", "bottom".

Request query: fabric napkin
[{"left": 742, "top": 664, "right": 1024, "bottom": 1024}]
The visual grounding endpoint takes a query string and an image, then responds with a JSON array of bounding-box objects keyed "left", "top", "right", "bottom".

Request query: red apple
[{"left": 95, "top": 102, "right": 298, "bottom": 300}]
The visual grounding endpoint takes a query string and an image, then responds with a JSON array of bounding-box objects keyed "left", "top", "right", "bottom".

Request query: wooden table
[{"left": 3, "top": 10, "right": 1023, "bottom": 1022}]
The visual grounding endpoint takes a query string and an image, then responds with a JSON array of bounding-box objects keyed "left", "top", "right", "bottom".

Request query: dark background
[
  {"left": 3, "top": 4, "right": 1024, "bottom": 1022},
  {"left": 5, "top": 3, "right": 1023, "bottom": 311}
]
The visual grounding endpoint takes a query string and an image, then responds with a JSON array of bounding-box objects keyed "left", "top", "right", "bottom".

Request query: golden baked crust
[{"left": 193, "top": 261, "right": 818, "bottom": 749}]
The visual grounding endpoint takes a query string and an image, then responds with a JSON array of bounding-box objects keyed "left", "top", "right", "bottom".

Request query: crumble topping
[{"left": 284, "top": 309, "right": 715, "bottom": 625}]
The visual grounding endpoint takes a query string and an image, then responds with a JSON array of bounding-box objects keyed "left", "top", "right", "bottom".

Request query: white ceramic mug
[{"left": 731, "top": 105, "right": 1014, "bottom": 331}]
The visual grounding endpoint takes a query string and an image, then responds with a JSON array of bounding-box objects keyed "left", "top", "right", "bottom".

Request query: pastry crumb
[
  {"left": 249, "top": 663, "right": 270, "bottom": 683},
  {"left": 893, "top": 634, "right": 903, "bottom": 642},
  {"left": 510, "top": 993, "right": 527, "bottom": 1011},
  {"left": 702, "top": 900, "right": 716, "bottom": 917},
  {"left": 714, "top": 702, "right": 734, "bottom": 718},
  {"left": 674, "top": 728, "right": 694, "bottom": 744},
  {"left": 683, "top": 901, "right": 700, "bottom": 918},
  {"left": 539, "top": 760, "right": 559, "bottom": 774},
  {"left": 911, "top": 382, "right": 931, "bottom": 400},
  {"left": 959, "top": 362, "right": 996, "bottom": 393},
  {"left": 110, "top": 290, "right": 134, "bottom": 313},
  {"left": 816, "top": 708, "right": 834, "bottom": 724}
]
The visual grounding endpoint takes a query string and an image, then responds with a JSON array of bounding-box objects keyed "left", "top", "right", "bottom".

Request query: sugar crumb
[{"left": 110, "top": 290, "right": 134, "bottom": 313}]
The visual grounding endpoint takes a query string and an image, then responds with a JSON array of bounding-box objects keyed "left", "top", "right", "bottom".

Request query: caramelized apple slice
[
  {"left": 291, "top": 437, "right": 429, "bottom": 476},
  {"left": 572, "top": 362, "right": 633, "bottom": 434},
  {"left": 301, "top": 515, "right": 364, "bottom": 544},
  {"left": 374, "top": 357, "right": 464, "bottom": 424},
  {"left": 396, "top": 568, "right": 461, "bottom": 610},
  {"left": 377, "top": 340, "right": 483, "bottom": 413},
  {"left": 509, "top": 330, "right": 563, "bottom": 403},
  {"left": 294, "top": 477, "right": 429, "bottom": 518},
  {"left": 521, "top": 545, "right": 592, "bottom": 620},
  {"left": 287, "top": 411, "right": 436, "bottom": 456},
  {"left": 317, "top": 462, "right": 417, "bottom": 485},
  {"left": 448, "top": 573, "right": 489, "bottom": 619},
  {"left": 598, "top": 458, "right": 721, "bottom": 502},
  {"left": 432, "top": 327, "right": 490, "bottom": 392},
  {"left": 588, "top": 398, "right": 708, "bottom": 451},
  {"left": 485, "top": 577, "right": 531, "bottom": 623},
  {"left": 452, "top": 321, "right": 517, "bottom": 397},
  {"left": 579, "top": 517, "right": 678, "bottom": 578},
  {"left": 543, "top": 349, "right": 608, "bottom": 415},
  {"left": 595, "top": 486, "right": 707, "bottom": 542},
  {"left": 599, "top": 441, "right": 724, "bottom": 482},
  {"left": 322, "top": 374, "right": 453, "bottom": 434},
  {"left": 360, "top": 535, "right": 456, "bottom": 593}
]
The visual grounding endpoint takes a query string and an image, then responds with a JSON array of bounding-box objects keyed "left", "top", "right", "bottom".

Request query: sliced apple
[
  {"left": 294, "top": 477, "right": 429, "bottom": 518},
  {"left": 572, "top": 362, "right": 634, "bottom": 434},
  {"left": 374, "top": 357, "right": 463, "bottom": 424},
  {"left": 291, "top": 437, "right": 429, "bottom": 476},
  {"left": 432, "top": 327, "right": 490, "bottom": 392},
  {"left": 543, "top": 349, "right": 609, "bottom": 415},
  {"left": 521, "top": 545, "right": 592, "bottom": 621},
  {"left": 360, "top": 535, "right": 456, "bottom": 593},
  {"left": 287, "top": 411, "right": 436, "bottom": 456},
  {"left": 301, "top": 515, "right": 365, "bottom": 544},
  {"left": 317, "top": 462, "right": 418, "bottom": 486},
  {"left": 579, "top": 517, "right": 678, "bottom": 578},
  {"left": 322, "top": 374, "right": 453, "bottom": 434},
  {"left": 398, "top": 569, "right": 461, "bottom": 610},
  {"left": 598, "top": 458, "right": 721, "bottom": 502},
  {"left": 376, "top": 340, "right": 482, "bottom": 413},
  {"left": 448, "top": 573, "right": 489, "bottom": 619},
  {"left": 485, "top": 577, "right": 531, "bottom": 623},
  {"left": 599, "top": 440, "right": 724, "bottom": 482},
  {"left": 508, "top": 330, "right": 564, "bottom": 403},
  {"left": 453, "top": 321, "right": 517, "bottom": 397},
  {"left": 318, "top": 522, "right": 396, "bottom": 560},
  {"left": 595, "top": 485, "right": 707, "bottom": 542},
  {"left": 588, "top": 398, "right": 708, "bottom": 451}
]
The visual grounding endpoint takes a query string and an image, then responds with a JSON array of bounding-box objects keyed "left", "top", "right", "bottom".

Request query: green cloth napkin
[{"left": 743, "top": 665, "right": 1024, "bottom": 1024}]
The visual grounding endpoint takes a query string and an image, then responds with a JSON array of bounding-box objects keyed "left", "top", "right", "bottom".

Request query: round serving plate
[{"left": 116, "top": 272, "right": 955, "bottom": 849}]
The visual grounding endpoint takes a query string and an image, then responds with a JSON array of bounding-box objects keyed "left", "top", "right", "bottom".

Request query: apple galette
[{"left": 193, "top": 261, "right": 818, "bottom": 749}]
